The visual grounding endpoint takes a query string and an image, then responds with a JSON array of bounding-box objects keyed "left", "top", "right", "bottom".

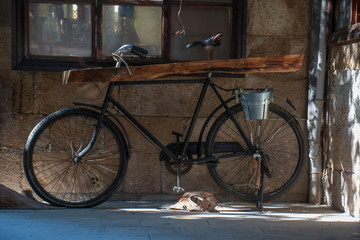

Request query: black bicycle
[{"left": 23, "top": 33, "right": 305, "bottom": 210}]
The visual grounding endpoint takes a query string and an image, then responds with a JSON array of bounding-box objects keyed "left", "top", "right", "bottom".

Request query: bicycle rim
[
  {"left": 206, "top": 104, "right": 304, "bottom": 200},
  {"left": 23, "top": 108, "right": 127, "bottom": 207}
]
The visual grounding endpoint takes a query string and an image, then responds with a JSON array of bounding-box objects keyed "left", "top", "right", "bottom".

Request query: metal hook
[{"left": 175, "top": 0, "right": 185, "bottom": 37}]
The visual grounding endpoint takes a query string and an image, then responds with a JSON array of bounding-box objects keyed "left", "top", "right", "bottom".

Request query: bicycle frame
[
  {"left": 23, "top": 34, "right": 305, "bottom": 211},
  {"left": 76, "top": 75, "right": 255, "bottom": 165}
]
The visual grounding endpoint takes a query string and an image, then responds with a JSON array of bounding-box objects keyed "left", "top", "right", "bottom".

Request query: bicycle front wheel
[
  {"left": 206, "top": 104, "right": 305, "bottom": 200},
  {"left": 23, "top": 108, "right": 128, "bottom": 207}
]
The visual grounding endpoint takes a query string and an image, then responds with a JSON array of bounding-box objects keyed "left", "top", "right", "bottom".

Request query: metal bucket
[{"left": 241, "top": 90, "right": 271, "bottom": 120}]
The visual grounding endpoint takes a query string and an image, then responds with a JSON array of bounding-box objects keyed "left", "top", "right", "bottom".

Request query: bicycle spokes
[{"left": 206, "top": 103, "right": 304, "bottom": 203}]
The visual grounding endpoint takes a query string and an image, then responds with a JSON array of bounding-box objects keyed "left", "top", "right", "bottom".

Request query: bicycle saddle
[
  {"left": 113, "top": 44, "right": 148, "bottom": 58},
  {"left": 186, "top": 32, "right": 224, "bottom": 49}
]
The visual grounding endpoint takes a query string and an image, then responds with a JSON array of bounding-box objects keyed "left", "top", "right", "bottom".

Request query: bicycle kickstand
[
  {"left": 173, "top": 163, "right": 186, "bottom": 193},
  {"left": 257, "top": 165, "right": 265, "bottom": 212},
  {"left": 253, "top": 153, "right": 264, "bottom": 212}
]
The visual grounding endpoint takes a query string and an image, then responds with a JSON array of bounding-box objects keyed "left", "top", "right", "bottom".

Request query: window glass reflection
[
  {"left": 102, "top": 5, "right": 162, "bottom": 56},
  {"left": 29, "top": 2, "right": 92, "bottom": 57},
  {"left": 336, "top": 0, "right": 351, "bottom": 29}
]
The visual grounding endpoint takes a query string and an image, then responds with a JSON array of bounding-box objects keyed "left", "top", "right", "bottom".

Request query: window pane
[
  {"left": 102, "top": 5, "right": 162, "bottom": 56},
  {"left": 29, "top": 2, "right": 92, "bottom": 57},
  {"left": 170, "top": 6, "right": 231, "bottom": 61},
  {"left": 173, "top": 0, "right": 232, "bottom": 2},
  {"left": 336, "top": 0, "right": 351, "bottom": 29}
]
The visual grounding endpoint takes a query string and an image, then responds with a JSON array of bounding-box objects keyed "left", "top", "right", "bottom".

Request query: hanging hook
[{"left": 175, "top": 0, "right": 186, "bottom": 37}]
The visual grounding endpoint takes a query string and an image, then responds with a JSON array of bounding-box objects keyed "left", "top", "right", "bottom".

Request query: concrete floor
[{"left": 0, "top": 201, "right": 359, "bottom": 240}]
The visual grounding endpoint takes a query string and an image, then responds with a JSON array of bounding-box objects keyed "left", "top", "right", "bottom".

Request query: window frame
[
  {"left": 12, "top": 0, "right": 247, "bottom": 71},
  {"left": 351, "top": 0, "right": 360, "bottom": 24}
]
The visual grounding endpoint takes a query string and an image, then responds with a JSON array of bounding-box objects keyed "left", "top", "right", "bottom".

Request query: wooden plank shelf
[{"left": 63, "top": 54, "right": 304, "bottom": 84}]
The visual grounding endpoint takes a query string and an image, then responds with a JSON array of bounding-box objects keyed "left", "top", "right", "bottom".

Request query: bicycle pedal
[{"left": 173, "top": 186, "right": 186, "bottom": 193}]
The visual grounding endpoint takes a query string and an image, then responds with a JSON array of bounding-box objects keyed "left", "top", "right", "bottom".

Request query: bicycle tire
[
  {"left": 206, "top": 104, "right": 305, "bottom": 200},
  {"left": 23, "top": 108, "right": 128, "bottom": 207}
]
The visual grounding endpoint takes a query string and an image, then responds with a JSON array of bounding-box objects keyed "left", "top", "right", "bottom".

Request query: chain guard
[{"left": 159, "top": 143, "right": 193, "bottom": 175}]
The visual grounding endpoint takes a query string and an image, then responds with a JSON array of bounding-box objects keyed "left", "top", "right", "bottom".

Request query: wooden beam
[{"left": 63, "top": 54, "right": 304, "bottom": 84}]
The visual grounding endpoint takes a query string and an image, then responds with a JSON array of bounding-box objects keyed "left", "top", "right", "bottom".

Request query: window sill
[
  {"left": 12, "top": 57, "right": 167, "bottom": 72},
  {"left": 328, "top": 23, "right": 360, "bottom": 45}
]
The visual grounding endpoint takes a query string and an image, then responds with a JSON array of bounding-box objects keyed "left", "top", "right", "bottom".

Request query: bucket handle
[{"left": 235, "top": 87, "right": 274, "bottom": 104}]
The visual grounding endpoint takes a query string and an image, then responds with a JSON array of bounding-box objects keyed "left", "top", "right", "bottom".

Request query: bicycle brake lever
[
  {"left": 113, "top": 53, "right": 132, "bottom": 75},
  {"left": 119, "top": 57, "right": 132, "bottom": 75}
]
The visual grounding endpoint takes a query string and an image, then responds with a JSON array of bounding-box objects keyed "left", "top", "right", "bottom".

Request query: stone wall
[
  {"left": 0, "top": 0, "right": 310, "bottom": 203},
  {"left": 325, "top": 43, "right": 360, "bottom": 218}
]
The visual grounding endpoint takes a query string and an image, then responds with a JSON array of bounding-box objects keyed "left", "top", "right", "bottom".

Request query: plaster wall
[
  {"left": 0, "top": 0, "right": 310, "bottom": 203},
  {"left": 325, "top": 43, "right": 360, "bottom": 218}
]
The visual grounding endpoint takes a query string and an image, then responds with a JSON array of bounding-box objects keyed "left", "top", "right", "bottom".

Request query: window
[
  {"left": 351, "top": 0, "right": 360, "bottom": 24},
  {"left": 170, "top": 4, "right": 232, "bottom": 61},
  {"left": 28, "top": 3, "right": 93, "bottom": 57},
  {"left": 335, "top": 0, "right": 351, "bottom": 29},
  {"left": 101, "top": 5, "right": 162, "bottom": 56},
  {"left": 12, "top": 0, "right": 246, "bottom": 71},
  {"left": 329, "top": 0, "right": 360, "bottom": 44},
  {"left": 333, "top": 0, "right": 360, "bottom": 29}
]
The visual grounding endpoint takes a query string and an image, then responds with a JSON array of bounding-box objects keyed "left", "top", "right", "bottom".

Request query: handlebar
[
  {"left": 113, "top": 44, "right": 148, "bottom": 59},
  {"left": 186, "top": 32, "right": 224, "bottom": 49}
]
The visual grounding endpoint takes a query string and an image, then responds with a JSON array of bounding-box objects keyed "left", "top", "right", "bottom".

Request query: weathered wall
[
  {"left": 0, "top": 0, "right": 310, "bottom": 203},
  {"left": 325, "top": 43, "right": 360, "bottom": 218}
]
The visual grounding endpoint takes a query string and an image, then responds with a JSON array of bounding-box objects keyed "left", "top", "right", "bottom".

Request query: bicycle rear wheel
[
  {"left": 23, "top": 108, "right": 128, "bottom": 207},
  {"left": 206, "top": 104, "right": 305, "bottom": 200}
]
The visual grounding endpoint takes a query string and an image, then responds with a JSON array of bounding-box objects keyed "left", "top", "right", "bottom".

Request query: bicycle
[{"left": 23, "top": 33, "right": 305, "bottom": 211}]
